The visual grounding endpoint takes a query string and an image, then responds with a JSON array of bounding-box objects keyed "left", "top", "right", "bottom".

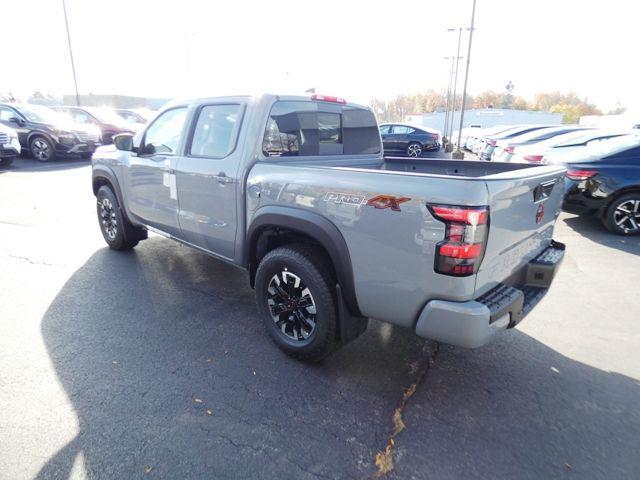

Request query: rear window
[{"left": 262, "top": 101, "right": 380, "bottom": 157}]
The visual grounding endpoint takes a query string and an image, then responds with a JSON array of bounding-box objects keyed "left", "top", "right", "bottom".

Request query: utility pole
[
  {"left": 442, "top": 55, "right": 455, "bottom": 144},
  {"left": 62, "top": 0, "right": 80, "bottom": 106},
  {"left": 453, "top": 0, "right": 477, "bottom": 159},
  {"left": 446, "top": 27, "right": 463, "bottom": 152}
]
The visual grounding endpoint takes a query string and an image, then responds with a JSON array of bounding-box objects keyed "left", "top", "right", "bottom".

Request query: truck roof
[{"left": 163, "top": 93, "right": 370, "bottom": 111}]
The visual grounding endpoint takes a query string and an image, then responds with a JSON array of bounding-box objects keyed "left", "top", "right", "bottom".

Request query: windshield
[
  {"left": 486, "top": 125, "right": 518, "bottom": 137},
  {"left": 554, "top": 131, "right": 624, "bottom": 147},
  {"left": 15, "top": 105, "right": 62, "bottom": 124},
  {"left": 583, "top": 134, "right": 640, "bottom": 157},
  {"left": 548, "top": 131, "right": 598, "bottom": 147},
  {"left": 507, "top": 127, "right": 579, "bottom": 143}
]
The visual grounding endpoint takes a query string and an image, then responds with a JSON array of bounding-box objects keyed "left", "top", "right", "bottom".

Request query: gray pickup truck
[{"left": 91, "top": 93, "right": 566, "bottom": 361}]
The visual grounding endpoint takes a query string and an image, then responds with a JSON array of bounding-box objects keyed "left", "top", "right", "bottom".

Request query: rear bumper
[
  {"left": 561, "top": 179, "right": 605, "bottom": 217},
  {"left": 415, "top": 241, "right": 565, "bottom": 348}
]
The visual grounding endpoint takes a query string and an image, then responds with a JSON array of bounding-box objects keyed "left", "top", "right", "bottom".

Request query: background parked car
[
  {"left": 491, "top": 126, "right": 591, "bottom": 162},
  {"left": 453, "top": 125, "right": 482, "bottom": 149},
  {"left": 511, "top": 129, "right": 631, "bottom": 164},
  {"left": 561, "top": 135, "right": 640, "bottom": 235},
  {"left": 479, "top": 125, "right": 556, "bottom": 160},
  {"left": 115, "top": 108, "right": 150, "bottom": 131},
  {"left": 0, "top": 103, "right": 101, "bottom": 161},
  {"left": 470, "top": 125, "right": 521, "bottom": 155},
  {"left": 0, "top": 123, "right": 20, "bottom": 167},
  {"left": 379, "top": 123, "right": 440, "bottom": 157},
  {"left": 53, "top": 106, "right": 135, "bottom": 144}
]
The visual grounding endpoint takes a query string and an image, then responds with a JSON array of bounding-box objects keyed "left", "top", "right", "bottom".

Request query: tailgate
[{"left": 475, "top": 166, "right": 566, "bottom": 296}]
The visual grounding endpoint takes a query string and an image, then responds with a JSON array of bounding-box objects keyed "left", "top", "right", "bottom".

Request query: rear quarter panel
[{"left": 247, "top": 162, "right": 489, "bottom": 328}]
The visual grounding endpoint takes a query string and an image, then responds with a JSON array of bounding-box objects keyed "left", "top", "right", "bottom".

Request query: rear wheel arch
[
  {"left": 246, "top": 207, "right": 362, "bottom": 318},
  {"left": 26, "top": 131, "right": 54, "bottom": 147},
  {"left": 602, "top": 188, "right": 640, "bottom": 234},
  {"left": 599, "top": 186, "right": 640, "bottom": 216}
]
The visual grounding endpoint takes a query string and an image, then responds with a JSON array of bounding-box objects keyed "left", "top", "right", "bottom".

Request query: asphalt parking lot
[{"left": 1, "top": 156, "right": 639, "bottom": 480}]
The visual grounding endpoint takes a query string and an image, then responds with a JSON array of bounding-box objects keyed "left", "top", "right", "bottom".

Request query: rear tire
[
  {"left": 603, "top": 193, "right": 640, "bottom": 235},
  {"left": 407, "top": 142, "right": 422, "bottom": 158},
  {"left": 96, "top": 185, "right": 146, "bottom": 250},
  {"left": 255, "top": 244, "right": 339, "bottom": 362}
]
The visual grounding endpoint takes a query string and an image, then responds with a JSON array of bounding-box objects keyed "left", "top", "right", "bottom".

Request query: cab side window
[
  {"left": 0, "top": 107, "right": 16, "bottom": 122},
  {"left": 71, "top": 110, "right": 92, "bottom": 124},
  {"left": 189, "top": 104, "right": 242, "bottom": 158},
  {"left": 142, "top": 108, "right": 188, "bottom": 155},
  {"left": 392, "top": 125, "right": 410, "bottom": 135},
  {"left": 379, "top": 125, "right": 391, "bottom": 135}
]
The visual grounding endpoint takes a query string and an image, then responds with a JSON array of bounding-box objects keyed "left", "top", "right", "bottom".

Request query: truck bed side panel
[{"left": 247, "top": 162, "right": 488, "bottom": 328}]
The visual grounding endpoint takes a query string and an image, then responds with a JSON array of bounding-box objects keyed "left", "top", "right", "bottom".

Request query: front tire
[
  {"left": 96, "top": 185, "right": 146, "bottom": 250},
  {"left": 603, "top": 193, "right": 640, "bottom": 235},
  {"left": 255, "top": 244, "right": 339, "bottom": 362},
  {"left": 30, "top": 136, "right": 55, "bottom": 162},
  {"left": 407, "top": 142, "right": 423, "bottom": 158}
]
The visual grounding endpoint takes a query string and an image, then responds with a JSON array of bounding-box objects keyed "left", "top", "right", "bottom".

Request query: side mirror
[
  {"left": 113, "top": 133, "right": 134, "bottom": 151},
  {"left": 9, "top": 117, "right": 24, "bottom": 126}
]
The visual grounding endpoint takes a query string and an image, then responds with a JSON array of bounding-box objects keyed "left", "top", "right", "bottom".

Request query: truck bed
[
  {"left": 332, "top": 157, "right": 557, "bottom": 179},
  {"left": 250, "top": 155, "right": 566, "bottom": 326}
]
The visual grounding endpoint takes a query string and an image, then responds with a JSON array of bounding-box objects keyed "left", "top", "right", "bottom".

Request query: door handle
[{"left": 216, "top": 172, "right": 234, "bottom": 185}]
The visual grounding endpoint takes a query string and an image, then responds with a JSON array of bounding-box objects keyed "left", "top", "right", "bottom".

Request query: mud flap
[{"left": 336, "top": 284, "right": 368, "bottom": 344}]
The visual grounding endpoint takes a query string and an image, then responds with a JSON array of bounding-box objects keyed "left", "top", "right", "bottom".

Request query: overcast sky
[{"left": 2, "top": 0, "right": 636, "bottom": 111}]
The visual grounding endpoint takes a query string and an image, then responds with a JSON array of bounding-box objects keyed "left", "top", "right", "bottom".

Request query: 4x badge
[{"left": 323, "top": 192, "right": 411, "bottom": 212}]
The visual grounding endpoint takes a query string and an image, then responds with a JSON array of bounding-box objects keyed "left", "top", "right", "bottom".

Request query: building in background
[
  {"left": 406, "top": 108, "right": 562, "bottom": 134},
  {"left": 580, "top": 113, "right": 640, "bottom": 130}
]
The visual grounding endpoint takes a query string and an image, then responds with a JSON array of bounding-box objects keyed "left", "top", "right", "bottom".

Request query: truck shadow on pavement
[
  {"left": 562, "top": 214, "right": 640, "bottom": 256},
  {"left": 36, "top": 239, "right": 640, "bottom": 479}
]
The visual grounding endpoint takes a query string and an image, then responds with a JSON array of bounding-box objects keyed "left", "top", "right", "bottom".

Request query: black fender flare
[
  {"left": 246, "top": 206, "right": 362, "bottom": 317},
  {"left": 91, "top": 165, "right": 130, "bottom": 221}
]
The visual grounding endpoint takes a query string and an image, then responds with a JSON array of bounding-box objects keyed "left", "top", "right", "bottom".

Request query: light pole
[
  {"left": 453, "top": 0, "right": 478, "bottom": 159},
  {"left": 446, "top": 27, "right": 464, "bottom": 152},
  {"left": 444, "top": 27, "right": 462, "bottom": 152},
  {"left": 442, "top": 55, "right": 455, "bottom": 144},
  {"left": 62, "top": 0, "right": 80, "bottom": 106}
]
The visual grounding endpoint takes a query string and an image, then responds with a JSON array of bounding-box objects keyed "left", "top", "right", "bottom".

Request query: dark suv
[
  {"left": 0, "top": 103, "right": 101, "bottom": 161},
  {"left": 379, "top": 123, "right": 440, "bottom": 157},
  {"left": 53, "top": 106, "right": 134, "bottom": 144}
]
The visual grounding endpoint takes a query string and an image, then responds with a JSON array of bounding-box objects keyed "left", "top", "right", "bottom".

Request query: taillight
[
  {"left": 311, "top": 94, "right": 346, "bottom": 104},
  {"left": 429, "top": 204, "right": 489, "bottom": 277},
  {"left": 566, "top": 169, "right": 597, "bottom": 181},
  {"left": 523, "top": 155, "right": 544, "bottom": 163},
  {"left": 486, "top": 139, "right": 497, "bottom": 147},
  {"left": 504, "top": 146, "right": 515, "bottom": 154}
]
